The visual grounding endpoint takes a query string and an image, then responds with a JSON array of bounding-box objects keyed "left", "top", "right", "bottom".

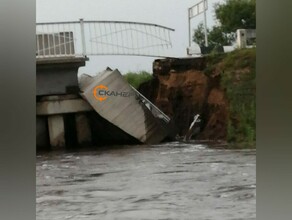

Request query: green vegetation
[
  {"left": 205, "top": 48, "right": 256, "bottom": 145},
  {"left": 215, "top": 0, "right": 256, "bottom": 33},
  {"left": 193, "top": 0, "right": 256, "bottom": 48},
  {"left": 123, "top": 71, "right": 153, "bottom": 89},
  {"left": 193, "top": 23, "right": 234, "bottom": 48}
]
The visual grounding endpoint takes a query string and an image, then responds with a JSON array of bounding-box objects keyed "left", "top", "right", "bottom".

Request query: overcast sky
[{"left": 37, "top": 0, "right": 224, "bottom": 74}]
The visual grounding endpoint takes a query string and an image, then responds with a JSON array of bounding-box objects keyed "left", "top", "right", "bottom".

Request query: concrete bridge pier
[
  {"left": 75, "top": 113, "right": 92, "bottom": 147},
  {"left": 36, "top": 94, "right": 93, "bottom": 149},
  {"left": 48, "top": 115, "right": 65, "bottom": 148}
]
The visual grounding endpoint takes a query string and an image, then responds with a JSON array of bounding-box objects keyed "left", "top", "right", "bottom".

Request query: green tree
[
  {"left": 215, "top": 0, "right": 256, "bottom": 33},
  {"left": 193, "top": 23, "right": 234, "bottom": 47},
  {"left": 193, "top": 0, "right": 255, "bottom": 48},
  {"left": 208, "top": 26, "right": 235, "bottom": 46},
  {"left": 193, "top": 23, "right": 207, "bottom": 47}
]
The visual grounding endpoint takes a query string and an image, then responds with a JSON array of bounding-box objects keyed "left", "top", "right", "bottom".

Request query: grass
[{"left": 205, "top": 48, "right": 256, "bottom": 146}]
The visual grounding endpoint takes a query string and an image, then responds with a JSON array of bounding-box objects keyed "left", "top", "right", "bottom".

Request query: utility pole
[
  {"left": 203, "top": 0, "right": 208, "bottom": 47},
  {"left": 188, "top": 8, "right": 192, "bottom": 47},
  {"left": 79, "top": 18, "right": 87, "bottom": 56}
]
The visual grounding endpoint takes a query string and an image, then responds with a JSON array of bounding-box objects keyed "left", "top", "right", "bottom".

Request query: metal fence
[{"left": 36, "top": 19, "right": 175, "bottom": 58}]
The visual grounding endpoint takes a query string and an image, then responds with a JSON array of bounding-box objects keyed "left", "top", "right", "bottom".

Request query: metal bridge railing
[
  {"left": 36, "top": 19, "right": 175, "bottom": 59},
  {"left": 36, "top": 21, "right": 81, "bottom": 58},
  {"left": 130, "top": 85, "right": 170, "bottom": 124}
]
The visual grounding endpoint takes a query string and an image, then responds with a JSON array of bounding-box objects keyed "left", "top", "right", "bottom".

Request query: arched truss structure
[{"left": 36, "top": 20, "right": 175, "bottom": 58}]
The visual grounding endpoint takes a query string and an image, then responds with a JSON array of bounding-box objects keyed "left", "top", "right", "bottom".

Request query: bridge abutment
[{"left": 36, "top": 56, "right": 90, "bottom": 150}]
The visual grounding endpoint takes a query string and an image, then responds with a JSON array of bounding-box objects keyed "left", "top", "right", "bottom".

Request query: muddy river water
[{"left": 36, "top": 142, "right": 256, "bottom": 220}]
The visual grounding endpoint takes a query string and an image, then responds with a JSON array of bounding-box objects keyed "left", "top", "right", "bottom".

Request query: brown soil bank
[{"left": 139, "top": 48, "right": 256, "bottom": 143}]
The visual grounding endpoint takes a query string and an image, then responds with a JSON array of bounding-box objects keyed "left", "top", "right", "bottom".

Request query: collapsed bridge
[{"left": 36, "top": 20, "right": 176, "bottom": 150}]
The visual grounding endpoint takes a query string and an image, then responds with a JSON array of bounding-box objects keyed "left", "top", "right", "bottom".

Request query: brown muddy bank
[{"left": 139, "top": 49, "right": 256, "bottom": 143}]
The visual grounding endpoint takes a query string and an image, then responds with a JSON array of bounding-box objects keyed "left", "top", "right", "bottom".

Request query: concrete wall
[{"left": 237, "top": 29, "right": 256, "bottom": 48}]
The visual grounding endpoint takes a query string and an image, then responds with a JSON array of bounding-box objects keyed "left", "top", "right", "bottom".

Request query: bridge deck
[{"left": 79, "top": 69, "right": 170, "bottom": 144}]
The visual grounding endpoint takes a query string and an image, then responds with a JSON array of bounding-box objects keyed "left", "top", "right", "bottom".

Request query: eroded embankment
[{"left": 139, "top": 49, "right": 256, "bottom": 143}]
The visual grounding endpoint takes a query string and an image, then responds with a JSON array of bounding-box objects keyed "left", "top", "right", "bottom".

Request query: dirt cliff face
[{"left": 139, "top": 57, "right": 228, "bottom": 140}]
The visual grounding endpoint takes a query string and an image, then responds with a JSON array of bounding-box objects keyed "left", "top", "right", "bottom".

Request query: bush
[
  {"left": 123, "top": 71, "right": 153, "bottom": 89},
  {"left": 221, "top": 48, "right": 256, "bottom": 144}
]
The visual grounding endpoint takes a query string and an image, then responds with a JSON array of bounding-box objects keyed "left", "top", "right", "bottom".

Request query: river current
[{"left": 36, "top": 141, "right": 256, "bottom": 220}]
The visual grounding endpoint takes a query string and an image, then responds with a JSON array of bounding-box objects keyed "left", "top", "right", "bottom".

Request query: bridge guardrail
[
  {"left": 130, "top": 85, "right": 170, "bottom": 124},
  {"left": 36, "top": 19, "right": 174, "bottom": 58}
]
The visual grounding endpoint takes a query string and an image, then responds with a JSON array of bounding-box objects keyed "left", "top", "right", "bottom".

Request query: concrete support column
[
  {"left": 48, "top": 115, "right": 65, "bottom": 148},
  {"left": 75, "top": 113, "right": 92, "bottom": 146}
]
